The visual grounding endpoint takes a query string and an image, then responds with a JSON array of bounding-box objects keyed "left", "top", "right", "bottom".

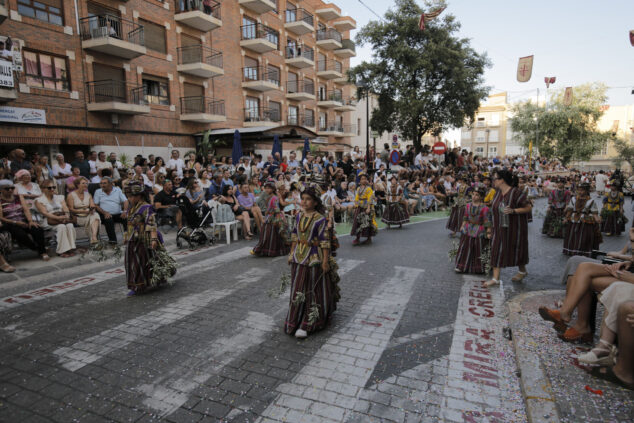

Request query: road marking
[
  {"left": 256, "top": 265, "right": 425, "bottom": 423},
  {"left": 388, "top": 323, "right": 454, "bottom": 348},
  {"left": 2, "top": 323, "right": 34, "bottom": 340}
]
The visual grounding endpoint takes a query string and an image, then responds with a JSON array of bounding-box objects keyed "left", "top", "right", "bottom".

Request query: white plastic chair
[{"left": 210, "top": 204, "right": 238, "bottom": 245}]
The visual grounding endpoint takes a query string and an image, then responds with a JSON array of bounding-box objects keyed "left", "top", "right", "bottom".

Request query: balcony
[
  {"left": 333, "top": 76, "right": 351, "bottom": 85},
  {"left": 317, "top": 60, "right": 343, "bottom": 80},
  {"left": 242, "top": 66, "right": 280, "bottom": 92},
  {"left": 333, "top": 17, "right": 356, "bottom": 32},
  {"left": 85, "top": 80, "right": 150, "bottom": 114},
  {"left": 284, "top": 9, "right": 314, "bottom": 35},
  {"left": 285, "top": 46, "right": 314, "bottom": 68},
  {"left": 180, "top": 97, "right": 226, "bottom": 123},
  {"left": 335, "top": 39, "right": 356, "bottom": 58},
  {"left": 341, "top": 124, "right": 357, "bottom": 137},
  {"left": 240, "top": 23, "right": 278, "bottom": 53},
  {"left": 315, "top": 5, "right": 341, "bottom": 21},
  {"left": 301, "top": 114, "right": 316, "bottom": 129},
  {"left": 286, "top": 80, "right": 315, "bottom": 102},
  {"left": 239, "top": 0, "right": 276, "bottom": 14},
  {"left": 244, "top": 107, "right": 280, "bottom": 128},
  {"left": 177, "top": 46, "right": 223, "bottom": 78},
  {"left": 175, "top": 0, "right": 222, "bottom": 32},
  {"left": 318, "top": 90, "right": 343, "bottom": 108},
  {"left": 318, "top": 123, "right": 344, "bottom": 137},
  {"left": 80, "top": 15, "right": 146, "bottom": 59},
  {"left": 0, "top": 0, "right": 7, "bottom": 24},
  {"left": 335, "top": 97, "right": 356, "bottom": 112},
  {"left": 316, "top": 29, "right": 342, "bottom": 51}
]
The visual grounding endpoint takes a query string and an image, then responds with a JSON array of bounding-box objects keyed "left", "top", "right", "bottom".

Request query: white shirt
[
  {"left": 52, "top": 163, "right": 72, "bottom": 180},
  {"left": 288, "top": 159, "right": 299, "bottom": 168},
  {"left": 88, "top": 160, "right": 99, "bottom": 183},
  {"left": 167, "top": 158, "right": 185, "bottom": 177},
  {"left": 595, "top": 174, "right": 609, "bottom": 192}
]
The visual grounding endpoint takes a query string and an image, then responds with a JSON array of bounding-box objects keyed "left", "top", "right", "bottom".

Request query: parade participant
[
  {"left": 381, "top": 176, "right": 409, "bottom": 228},
  {"left": 350, "top": 173, "right": 377, "bottom": 245},
  {"left": 518, "top": 175, "right": 535, "bottom": 223},
  {"left": 124, "top": 181, "right": 175, "bottom": 296},
  {"left": 485, "top": 169, "right": 531, "bottom": 287},
  {"left": 251, "top": 180, "right": 289, "bottom": 257},
  {"left": 285, "top": 184, "right": 340, "bottom": 338},
  {"left": 601, "top": 183, "right": 625, "bottom": 236},
  {"left": 483, "top": 176, "right": 495, "bottom": 206},
  {"left": 455, "top": 185, "right": 490, "bottom": 274},
  {"left": 542, "top": 177, "right": 571, "bottom": 238},
  {"left": 563, "top": 182, "right": 601, "bottom": 257},
  {"left": 446, "top": 174, "right": 471, "bottom": 237}
]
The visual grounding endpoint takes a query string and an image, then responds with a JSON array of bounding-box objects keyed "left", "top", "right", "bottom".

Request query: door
[
  {"left": 92, "top": 64, "right": 125, "bottom": 102},
  {"left": 183, "top": 83, "right": 204, "bottom": 113}
]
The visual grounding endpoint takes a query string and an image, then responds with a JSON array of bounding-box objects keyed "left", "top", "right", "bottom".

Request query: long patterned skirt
[
  {"left": 350, "top": 209, "right": 377, "bottom": 238},
  {"left": 563, "top": 222, "right": 601, "bottom": 257},
  {"left": 490, "top": 222, "right": 529, "bottom": 268},
  {"left": 381, "top": 202, "right": 409, "bottom": 225},
  {"left": 252, "top": 221, "right": 289, "bottom": 257},
  {"left": 455, "top": 235, "right": 488, "bottom": 274},
  {"left": 542, "top": 208, "right": 566, "bottom": 238},
  {"left": 125, "top": 239, "right": 173, "bottom": 292},
  {"left": 601, "top": 212, "right": 624, "bottom": 236},
  {"left": 446, "top": 206, "right": 465, "bottom": 232},
  {"left": 284, "top": 259, "right": 340, "bottom": 335}
]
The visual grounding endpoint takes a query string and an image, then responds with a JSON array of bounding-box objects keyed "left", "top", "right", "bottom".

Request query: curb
[{"left": 507, "top": 290, "right": 562, "bottom": 423}]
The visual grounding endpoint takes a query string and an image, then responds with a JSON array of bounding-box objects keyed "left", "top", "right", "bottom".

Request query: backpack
[{"left": 215, "top": 204, "right": 235, "bottom": 223}]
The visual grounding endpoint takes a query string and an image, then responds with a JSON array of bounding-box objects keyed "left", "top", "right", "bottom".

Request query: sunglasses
[{"left": 45, "top": 186, "right": 56, "bottom": 190}]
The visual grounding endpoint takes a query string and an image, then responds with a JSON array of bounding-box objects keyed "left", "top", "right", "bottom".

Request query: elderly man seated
[{"left": 93, "top": 177, "right": 128, "bottom": 245}]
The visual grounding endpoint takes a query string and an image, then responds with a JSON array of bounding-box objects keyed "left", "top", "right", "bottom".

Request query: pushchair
[{"left": 175, "top": 196, "right": 216, "bottom": 249}]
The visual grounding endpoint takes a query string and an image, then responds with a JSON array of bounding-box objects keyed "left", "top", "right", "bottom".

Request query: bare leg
[
  {"left": 241, "top": 212, "right": 251, "bottom": 235},
  {"left": 613, "top": 301, "right": 634, "bottom": 384},
  {"left": 90, "top": 219, "right": 100, "bottom": 244},
  {"left": 560, "top": 263, "right": 614, "bottom": 320}
]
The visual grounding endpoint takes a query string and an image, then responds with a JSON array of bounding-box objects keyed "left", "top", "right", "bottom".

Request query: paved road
[{"left": 0, "top": 196, "right": 630, "bottom": 422}]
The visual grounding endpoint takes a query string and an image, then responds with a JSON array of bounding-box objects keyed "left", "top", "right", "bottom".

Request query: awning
[{"left": 204, "top": 125, "right": 318, "bottom": 139}]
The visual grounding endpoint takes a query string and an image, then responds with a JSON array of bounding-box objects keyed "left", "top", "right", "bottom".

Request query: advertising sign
[
  {"left": 0, "top": 61, "right": 14, "bottom": 88},
  {"left": 0, "top": 106, "right": 47, "bottom": 125}
]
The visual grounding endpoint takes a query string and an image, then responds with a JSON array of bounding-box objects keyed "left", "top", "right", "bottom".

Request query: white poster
[
  {"left": 0, "top": 61, "right": 14, "bottom": 88},
  {"left": 0, "top": 106, "right": 47, "bottom": 125}
]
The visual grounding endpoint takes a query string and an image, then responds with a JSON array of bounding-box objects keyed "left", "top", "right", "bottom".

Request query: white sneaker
[{"left": 295, "top": 329, "right": 308, "bottom": 339}]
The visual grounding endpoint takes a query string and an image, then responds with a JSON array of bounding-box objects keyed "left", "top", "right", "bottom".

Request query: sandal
[
  {"left": 538, "top": 307, "right": 568, "bottom": 332},
  {"left": 511, "top": 271, "right": 527, "bottom": 282},
  {"left": 577, "top": 341, "right": 615, "bottom": 366},
  {"left": 590, "top": 366, "right": 634, "bottom": 391},
  {"left": 484, "top": 279, "right": 500, "bottom": 287},
  {"left": 557, "top": 327, "right": 593, "bottom": 344},
  {"left": 0, "top": 263, "right": 16, "bottom": 273}
]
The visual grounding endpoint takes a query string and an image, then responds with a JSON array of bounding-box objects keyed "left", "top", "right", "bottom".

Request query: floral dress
[
  {"left": 350, "top": 185, "right": 378, "bottom": 238},
  {"left": 252, "top": 195, "right": 290, "bottom": 257},
  {"left": 601, "top": 191, "right": 625, "bottom": 236}
]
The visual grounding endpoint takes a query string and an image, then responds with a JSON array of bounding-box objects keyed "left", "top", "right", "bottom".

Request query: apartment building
[{"left": 0, "top": 0, "right": 357, "bottom": 159}]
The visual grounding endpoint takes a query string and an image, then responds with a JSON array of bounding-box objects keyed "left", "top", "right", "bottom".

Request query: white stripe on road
[
  {"left": 2, "top": 323, "right": 34, "bottom": 340},
  {"left": 256, "top": 266, "right": 425, "bottom": 423},
  {"left": 387, "top": 323, "right": 454, "bottom": 348}
]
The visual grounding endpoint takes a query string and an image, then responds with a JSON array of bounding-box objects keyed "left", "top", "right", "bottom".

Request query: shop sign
[
  {"left": 0, "top": 106, "right": 47, "bottom": 125},
  {"left": 0, "top": 61, "right": 14, "bottom": 88}
]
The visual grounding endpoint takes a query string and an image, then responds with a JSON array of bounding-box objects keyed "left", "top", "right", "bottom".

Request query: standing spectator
[
  {"left": 94, "top": 177, "right": 128, "bottom": 245},
  {"left": 167, "top": 150, "right": 185, "bottom": 178},
  {"left": 70, "top": 151, "right": 90, "bottom": 179},
  {"left": 52, "top": 153, "right": 72, "bottom": 193},
  {"left": 10, "top": 149, "right": 32, "bottom": 176},
  {"left": 595, "top": 170, "right": 609, "bottom": 196},
  {"left": 88, "top": 151, "right": 99, "bottom": 183},
  {"left": 351, "top": 146, "right": 363, "bottom": 162},
  {"left": 35, "top": 180, "right": 77, "bottom": 257},
  {"left": 95, "top": 151, "right": 113, "bottom": 181}
]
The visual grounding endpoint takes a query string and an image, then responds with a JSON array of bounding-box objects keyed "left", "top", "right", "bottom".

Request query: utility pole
[
  {"left": 485, "top": 128, "right": 490, "bottom": 158},
  {"left": 365, "top": 90, "right": 370, "bottom": 170}
]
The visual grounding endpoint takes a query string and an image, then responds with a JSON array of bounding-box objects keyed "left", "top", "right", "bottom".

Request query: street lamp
[{"left": 485, "top": 128, "right": 490, "bottom": 159}]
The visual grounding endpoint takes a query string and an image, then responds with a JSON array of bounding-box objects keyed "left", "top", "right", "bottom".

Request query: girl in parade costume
[
  {"left": 455, "top": 185, "right": 490, "bottom": 274},
  {"left": 542, "top": 177, "right": 571, "bottom": 238},
  {"left": 601, "top": 183, "right": 626, "bottom": 236},
  {"left": 483, "top": 176, "right": 496, "bottom": 206},
  {"left": 563, "top": 182, "right": 601, "bottom": 257},
  {"left": 285, "top": 184, "right": 340, "bottom": 339},
  {"left": 350, "top": 173, "right": 378, "bottom": 245},
  {"left": 446, "top": 174, "right": 471, "bottom": 237},
  {"left": 381, "top": 176, "right": 409, "bottom": 228},
  {"left": 124, "top": 181, "right": 176, "bottom": 296},
  {"left": 518, "top": 175, "right": 535, "bottom": 223},
  {"left": 485, "top": 169, "right": 532, "bottom": 288},
  {"left": 251, "top": 180, "right": 290, "bottom": 257}
]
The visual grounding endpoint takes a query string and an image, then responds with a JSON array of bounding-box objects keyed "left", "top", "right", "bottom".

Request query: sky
[{"left": 340, "top": 0, "right": 634, "bottom": 107}]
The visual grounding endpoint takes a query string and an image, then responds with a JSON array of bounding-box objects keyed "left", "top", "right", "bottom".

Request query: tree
[
  {"left": 349, "top": 0, "right": 490, "bottom": 152},
  {"left": 509, "top": 83, "right": 612, "bottom": 166},
  {"left": 612, "top": 138, "right": 634, "bottom": 169}
]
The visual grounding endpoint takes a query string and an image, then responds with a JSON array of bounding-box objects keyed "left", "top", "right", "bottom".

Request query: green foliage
[
  {"left": 612, "top": 138, "right": 634, "bottom": 168},
  {"left": 510, "top": 83, "right": 611, "bottom": 166},
  {"left": 349, "top": 0, "right": 490, "bottom": 152},
  {"left": 118, "top": 153, "right": 131, "bottom": 168},
  {"left": 148, "top": 249, "right": 178, "bottom": 287},
  {"left": 268, "top": 272, "right": 291, "bottom": 298}
]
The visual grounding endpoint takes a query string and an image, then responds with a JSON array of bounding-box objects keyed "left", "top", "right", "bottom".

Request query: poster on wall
[
  {"left": 0, "top": 106, "right": 47, "bottom": 124},
  {"left": 0, "top": 61, "right": 13, "bottom": 88}
]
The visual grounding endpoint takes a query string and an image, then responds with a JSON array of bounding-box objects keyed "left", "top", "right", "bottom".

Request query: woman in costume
[
  {"left": 446, "top": 174, "right": 471, "bottom": 237},
  {"left": 601, "top": 183, "right": 625, "bottom": 236},
  {"left": 483, "top": 176, "right": 496, "bottom": 206},
  {"left": 285, "top": 184, "right": 340, "bottom": 339},
  {"left": 350, "top": 173, "right": 377, "bottom": 245},
  {"left": 124, "top": 181, "right": 176, "bottom": 296},
  {"left": 563, "top": 182, "right": 601, "bottom": 257},
  {"left": 485, "top": 169, "right": 532, "bottom": 287},
  {"left": 251, "top": 180, "right": 290, "bottom": 257},
  {"left": 542, "top": 178, "right": 571, "bottom": 238},
  {"left": 381, "top": 176, "right": 409, "bottom": 228},
  {"left": 518, "top": 175, "right": 535, "bottom": 223},
  {"left": 455, "top": 185, "right": 490, "bottom": 274}
]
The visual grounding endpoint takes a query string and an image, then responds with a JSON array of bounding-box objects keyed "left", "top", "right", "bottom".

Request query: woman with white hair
[
  {"left": 35, "top": 179, "right": 77, "bottom": 257},
  {"left": 14, "top": 169, "right": 41, "bottom": 219},
  {"left": 52, "top": 153, "right": 72, "bottom": 194}
]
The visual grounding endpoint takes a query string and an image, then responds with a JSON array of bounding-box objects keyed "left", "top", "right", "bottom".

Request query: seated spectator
[
  {"left": 35, "top": 180, "right": 78, "bottom": 258},
  {"left": 66, "top": 166, "right": 82, "bottom": 193},
  {"left": 237, "top": 184, "right": 263, "bottom": 232},
  {"left": 52, "top": 153, "right": 72, "bottom": 193},
  {"left": 199, "top": 171, "right": 211, "bottom": 190},
  {"left": 0, "top": 180, "right": 49, "bottom": 261},
  {"left": 185, "top": 179, "right": 205, "bottom": 210},
  {"left": 67, "top": 177, "right": 101, "bottom": 246},
  {"left": 221, "top": 185, "right": 252, "bottom": 240},
  {"left": 154, "top": 180, "right": 183, "bottom": 229},
  {"left": 121, "top": 168, "right": 135, "bottom": 193},
  {"left": 94, "top": 177, "right": 128, "bottom": 245},
  {"left": 153, "top": 173, "right": 166, "bottom": 195},
  {"left": 15, "top": 169, "right": 41, "bottom": 214},
  {"left": 206, "top": 173, "right": 224, "bottom": 201}
]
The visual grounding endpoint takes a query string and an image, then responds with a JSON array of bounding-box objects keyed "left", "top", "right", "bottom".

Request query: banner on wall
[
  {"left": 0, "top": 61, "right": 14, "bottom": 88},
  {"left": 0, "top": 106, "right": 47, "bottom": 125}
]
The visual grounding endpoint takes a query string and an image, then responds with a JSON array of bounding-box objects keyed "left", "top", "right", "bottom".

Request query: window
[
  {"left": 243, "top": 56, "right": 258, "bottom": 81},
  {"left": 266, "top": 28, "right": 279, "bottom": 49},
  {"left": 288, "top": 106, "right": 298, "bottom": 125},
  {"left": 319, "top": 112, "right": 327, "bottom": 130},
  {"left": 269, "top": 101, "right": 281, "bottom": 121},
  {"left": 267, "top": 65, "right": 280, "bottom": 86},
  {"left": 18, "top": 0, "right": 63, "bottom": 26},
  {"left": 488, "top": 130, "right": 499, "bottom": 142},
  {"left": 357, "top": 118, "right": 361, "bottom": 135},
  {"left": 318, "top": 84, "right": 326, "bottom": 101},
  {"left": 476, "top": 117, "right": 486, "bottom": 127},
  {"left": 475, "top": 130, "right": 485, "bottom": 142},
  {"left": 245, "top": 96, "right": 259, "bottom": 121},
  {"left": 489, "top": 113, "right": 500, "bottom": 126},
  {"left": 304, "top": 109, "right": 315, "bottom": 127},
  {"left": 24, "top": 50, "right": 69, "bottom": 91},
  {"left": 142, "top": 76, "right": 169, "bottom": 105},
  {"left": 140, "top": 19, "right": 166, "bottom": 54},
  {"left": 489, "top": 146, "right": 497, "bottom": 155},
  {"left": 461, "top": 130, "right": 471, "bottom": 139},
  {"left": 242, "top": 16, "right": 256, "bottom": 39},
  {"left": 475, "top": 147, "right": 484, "bottom": 154}
]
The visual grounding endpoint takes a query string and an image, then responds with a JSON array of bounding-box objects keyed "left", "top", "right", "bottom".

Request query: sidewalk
[{"left": 507, "top": 290, "right": 633, "bottom": 423}]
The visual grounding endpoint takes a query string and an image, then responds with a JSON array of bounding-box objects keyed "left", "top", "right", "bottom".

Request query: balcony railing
[
  {"left": 319, "top": 90, "right": 343, "bottom": 102},
  {"left": 177, "top": 45, "right": 223, "bottom": 68},
  {"left": 180, "top": 97, "right": 225, "bottom": 115},
  {"left": 79, "top": 14, "right": 144, "bottom": 46},
  {"left": 316, "top": 28, "right": 342, "bottom": 43},
  {"left": 86, "top": 80, "right": 146, "bottom": 104},
  {"left": 340, "top": 39, "right": 356, "bottom": 52},
  {"left": 285, "top": 8, "right": 313, "bottom": 26},
  {"left": 287, "top": 114, "right": 299, "bottom": 125},
  {"left": 338, "top": 97, "right": 356, "bottom": 107},
  {"left": 242, "top": 66, "right": 280, "bottom": 86},
  {"left": 176, "top": 0, "right": 221, "bottom": 19},
  {"left": 287, "top": 80, "right": 315, "bottom": 95},
  {"left": 285, "top": 45, "right": 314, "bottom": 61},
  {"left": 241, "top": 23, "right": 279, "bottom": 47},
  {"left": 302, "top": 114, "right": 315, "bottom": 127},
  {"left": 244, "top": 107, "right": 281, "bottom": 123},
  {"left": 317, "top": 60, "right": 343, "bottom": 73},
  {"left": 342, "top": 124, "right": 357, "bottom": 134}
]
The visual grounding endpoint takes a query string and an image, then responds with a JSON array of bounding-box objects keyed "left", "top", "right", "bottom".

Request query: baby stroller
[{"left": 175, "top": 196, "right": 216, "bottom": 249}]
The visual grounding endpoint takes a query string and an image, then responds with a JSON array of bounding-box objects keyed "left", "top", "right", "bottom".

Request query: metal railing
[
  {"left": 241, "top": 23, "right": 279, "bottom": 48},
  {"left": 285, "top": 8, "right": 313, "bottom": 26},
  {"left": 244, "top": 107, "right": 281, "bottom": 123},
  {"left": 177, "top": 45, "right": 223, "bottom": 68},
  {"left": 285, "top": 45, "right": 314, "bottom": 61},
  {"left": 85, "top": 80, "right": 146, "bottom": 104},
  {"left": 180, "top": 97, "right": 225, "bottom": 115},
  {"left": 287, "top": 80, "right": 315, "bottom": 96},
  {"left": 317, "top": 59, "right": 343, "bottom": 73},
  {"left": 176, "top": 0, "right": 221, "bottom": 19},
  {"left": 242, "top": 66, "right": 280, "bottom": 86},
  {"left": 318, "top": 90, "right": 343, "bottom": 102},
  {"left": 338, "top": 97, "right": 356, "bottom": 107},
  {"left": 287, "top": 114, "right": 299, "bottom": 125},
  {"left": 79, "top": 15, "right": 144, "bottom": 46},
  {"left": 339, "top": 39, "right": 356, "bottom": 52},
  {"left": 342, "top": 124, "right": 357, "bottom": 134},
  {"left": 302, "top": 113, "right": 315, "bottom": 127},
  {"left": 316, "top": 28, "right": 342, "bottom": 43}
]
